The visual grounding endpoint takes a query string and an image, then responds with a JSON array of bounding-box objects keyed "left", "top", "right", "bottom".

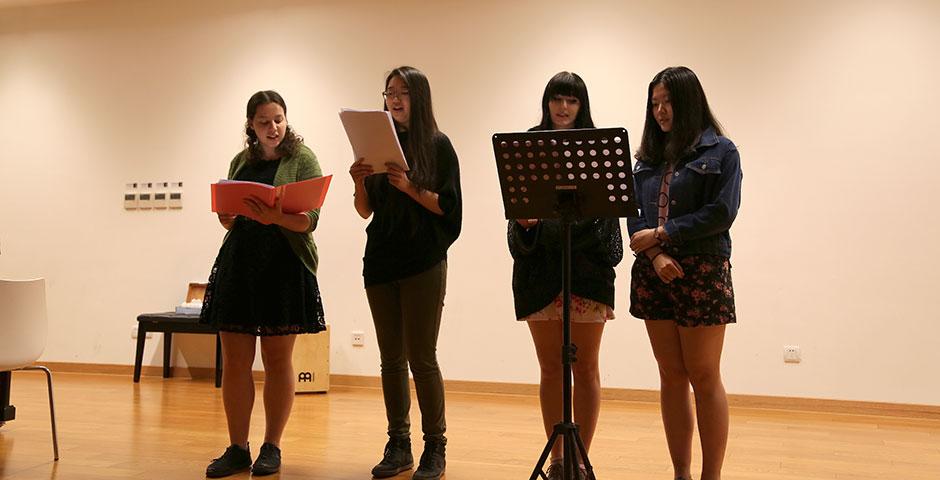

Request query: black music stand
[{"left": 493, "top": 128, "right": 637, "bottom": 480}]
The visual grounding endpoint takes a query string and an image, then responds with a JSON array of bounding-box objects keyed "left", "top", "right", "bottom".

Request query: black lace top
[{"left": 508, "top": 217, "right": 623, "bottom": 319}]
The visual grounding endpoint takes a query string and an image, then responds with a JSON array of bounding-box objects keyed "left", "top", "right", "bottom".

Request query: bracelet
[{"left": 650, "top": 251, "right": 665, "bottom": 262}]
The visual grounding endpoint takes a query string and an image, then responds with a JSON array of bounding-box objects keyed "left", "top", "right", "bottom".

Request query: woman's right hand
[
  {"left": 652, "top": 253, "right": 685, "bottom": 284},
  {"left": 349, "top": 157, "right": 374, "bottom": 186},
  {"left": 516, "top": 219, "right": 539, "bottom": 229},
  {"left": 218, "top": 213, "right": 236, "bottom": 230},
  {"left": 629, "top": 228, "right": 659, "bottom": 253}
]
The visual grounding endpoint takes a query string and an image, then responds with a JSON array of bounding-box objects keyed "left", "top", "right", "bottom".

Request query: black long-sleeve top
[{"left": 363, "top": 131, "right": 462, "bottom": 287}]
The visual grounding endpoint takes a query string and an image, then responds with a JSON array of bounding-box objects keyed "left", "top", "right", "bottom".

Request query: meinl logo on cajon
[{"left": 292, "top": 325, "right": 330, "bottom": 393}]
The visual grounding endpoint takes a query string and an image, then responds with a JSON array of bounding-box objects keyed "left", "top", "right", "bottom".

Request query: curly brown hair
[{"left": 244, "top": 90, "right": 303, "bottom": 164}]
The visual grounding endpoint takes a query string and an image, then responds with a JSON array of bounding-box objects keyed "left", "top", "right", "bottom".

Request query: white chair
[{"left": 0, "top": 278, "right": 59, "bottom": 461}]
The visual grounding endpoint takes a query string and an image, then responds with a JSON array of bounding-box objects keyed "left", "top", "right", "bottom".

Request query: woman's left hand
[
  {"left": 629, "top": 227, "right": 659, "bottom": 253},
  {"left": 386, "top": 163, "right": 414, "bottom": 195},
  {"left": 244, "top": 194, "right": 284, "bottom": 226}
]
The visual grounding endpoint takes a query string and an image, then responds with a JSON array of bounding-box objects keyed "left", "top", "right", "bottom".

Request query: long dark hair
[
  {"left": 536, "top": 71, "right": 595, "bottom": 130},
  {"left": 244, "top": 90, "right": 303, "bottom": 164},
  {"left": 384, "top": 66, "right": 439, "bottom": 190},
  {"left": 635, "top": 66, "right": 723, "bottom": 165}
]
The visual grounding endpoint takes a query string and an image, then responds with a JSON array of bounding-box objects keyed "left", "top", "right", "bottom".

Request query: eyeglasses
[{"left": 382, "top": 90, "right": 410, "bottom": 100}]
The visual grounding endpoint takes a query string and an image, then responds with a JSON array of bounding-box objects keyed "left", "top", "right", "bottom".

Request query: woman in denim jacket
[{"left": 627, "top": 66, "right": 742, "bottom": 480}]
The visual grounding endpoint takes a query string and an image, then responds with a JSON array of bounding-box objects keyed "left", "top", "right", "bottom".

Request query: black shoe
[
  {"left": 545, "top": 461, "right": 563, "bottom": 480},
  {"left": 412, "top": 437, "right": 446, "bottom": 480},
  {"left": 206, "top": 444, "right": 251, "bottom": 478},
  {"left": 371, "top": 435, "right": 413, "bottom": 478},
  {"left": 251, "top": 442, "right": 281, "bottom": 476},
  {"left": 545, "top": 460, "right": 585, "bottom": 480},
  {"left": 580, "top": 465, "right": 591, "bottom": 479}
]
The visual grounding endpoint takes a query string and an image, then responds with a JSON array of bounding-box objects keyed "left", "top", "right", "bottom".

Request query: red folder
[{"left": 211, "top": 175, "right": 332, "bottom": 217}]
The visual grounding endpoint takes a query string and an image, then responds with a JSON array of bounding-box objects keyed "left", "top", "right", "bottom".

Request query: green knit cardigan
[{"left": 225, "top": 143, "right": 322, "bottom": 275}]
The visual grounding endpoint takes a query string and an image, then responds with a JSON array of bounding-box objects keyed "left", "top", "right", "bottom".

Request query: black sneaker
[
  {"left": 251, "top": 442, "right": 281, "bottom": 476},
  {"left": 371, "top": 435, "right": 413, "bottom": 478},
  {"left": 412, "top": 437, "right": 446, "bottom": 480},
  {"left": 205, "top": 444, "right": 251, "bottom": 478}
]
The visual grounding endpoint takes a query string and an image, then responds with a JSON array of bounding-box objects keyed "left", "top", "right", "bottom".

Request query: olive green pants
[{"left": 366, "top": 261, "right": 447, "bottom": 441}]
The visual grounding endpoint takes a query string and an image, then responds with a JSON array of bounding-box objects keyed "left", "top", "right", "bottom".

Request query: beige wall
[{"left": 1, "top": 0, "right": 938, "bottom": 405}]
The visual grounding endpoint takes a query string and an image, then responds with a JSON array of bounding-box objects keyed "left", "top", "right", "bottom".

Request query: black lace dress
[{"left": 200, "top": 158, "right": 326, "bottom": 336}]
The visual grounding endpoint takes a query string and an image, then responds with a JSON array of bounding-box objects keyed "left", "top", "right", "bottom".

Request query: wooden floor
[{"left": 1, "top": 372, "right": 939, "bottom": 479}]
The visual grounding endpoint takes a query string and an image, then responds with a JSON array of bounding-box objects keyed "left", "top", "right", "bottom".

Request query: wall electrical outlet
[
  {"left": 168, "top": 191, "right": 183, "bottom": 208},
  {"left": 153, "top": 182, "right": 169, "bottom": 209},
  {"left": 168, "top": 181, "right": 183, "bottom": 208},
  {"left": 138, "top": 182, "right": 153, "bottom": 209},
  {"left": 153, "top": 192, "right": 168, "bottom": 208},
  {"left": 351, "top": 331, "right": 365, "bottom": 347},
  {"left": 131, "top": 325, "right": 153, "bottom": 339},
  {"left": 784, "top": 345, "right": 801, "bottom": 364},
  {"left": 124, "top": 183, "right": 138, "bottom": 209}
]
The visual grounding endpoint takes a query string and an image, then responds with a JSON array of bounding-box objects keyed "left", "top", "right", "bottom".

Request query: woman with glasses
[
  {"left": 628, "top": 66, "right": 742, "bottom": 480},
  {"left": 200, "top": 90, "right": 326, "bottom": 478},
  {"left": 507, "top": 71, "right": 623, "bottom": 480},
  {"left": 348, "top": 66, "right": 462, "bottom": 480}
]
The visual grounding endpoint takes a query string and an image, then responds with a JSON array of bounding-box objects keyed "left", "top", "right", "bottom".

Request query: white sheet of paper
[{"left": 339, "top": 109, "right": 409, "bottom": 174}]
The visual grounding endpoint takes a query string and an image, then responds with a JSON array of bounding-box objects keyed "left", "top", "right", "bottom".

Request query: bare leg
[
  {"left": 527, "top": 321, "right": 564, "bottom": 462},
  {"left": 570, "top": 322, "right": 605, "bottom": 454},
  {"left": 679, "top": 325, "right": 728, "bottom": 480},
  {"left": 645, "top": 320, "right": 693, "bottom": 480},
  {"left": 220, "top": 332, "right": 257, "bottom": 449},
  {"left": 259, "top": 334, "right": 297, "bottom": 446}
]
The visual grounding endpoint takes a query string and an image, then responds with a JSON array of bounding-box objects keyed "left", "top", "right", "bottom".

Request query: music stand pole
[{"left": 527, "top": 188, "right": 594, "bottom": 480}]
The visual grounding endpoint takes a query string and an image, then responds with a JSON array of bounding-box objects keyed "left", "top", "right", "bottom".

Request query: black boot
[
  {"left": 251, "top": 442, "right": 281, "bottom": 476},
  {"left": 205, "top": 444, "right": 251, "bottom": 478},
  {"left": 371, "top": 435, "right": 413, "bottom": 478},
  {"left": 412, "top": 437, "right": 446, "bottom": 480}
]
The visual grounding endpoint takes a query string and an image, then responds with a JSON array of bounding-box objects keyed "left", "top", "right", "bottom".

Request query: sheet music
[{"left": 339, "top": 109, "right": 409, "bottom": 174}]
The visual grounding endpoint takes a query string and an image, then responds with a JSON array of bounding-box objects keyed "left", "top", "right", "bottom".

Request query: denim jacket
[{"left": 627, "top": 128, "right": 742, "bottom": 258}]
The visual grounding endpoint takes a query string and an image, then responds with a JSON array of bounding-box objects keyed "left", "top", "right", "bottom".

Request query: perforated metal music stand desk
[{"left": 493, "top": 127, "right": 638, "bottom": 480}]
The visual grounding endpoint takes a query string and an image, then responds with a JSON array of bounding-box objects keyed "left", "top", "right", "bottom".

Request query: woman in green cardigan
[{"left": 200, "top": 90, "right": 326, "bottom": 478}]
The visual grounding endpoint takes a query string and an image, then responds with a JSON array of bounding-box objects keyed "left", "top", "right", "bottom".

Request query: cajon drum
[
  {"left": 292, "top": 324, "right": 330, "bottom": 393},
  {"left": 186, "top": 282, "right": 207, "bottom": 302}
]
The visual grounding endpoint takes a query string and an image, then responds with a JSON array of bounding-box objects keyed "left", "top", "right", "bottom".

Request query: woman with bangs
[
  {"left": 628, "top": 66, "right": 742, "bottom": 480},
  {"left": 349, "top": 66, "right": 462, "bottom": 480},
  {"left": 508, "top": 71, "right": 623, "bottom": 480}
]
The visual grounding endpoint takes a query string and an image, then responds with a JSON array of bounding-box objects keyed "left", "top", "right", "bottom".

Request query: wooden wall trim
[{"left": 40, "top": 363, "right": 940, "bottom": 420}]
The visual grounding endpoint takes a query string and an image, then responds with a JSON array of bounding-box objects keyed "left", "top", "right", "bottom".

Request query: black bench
[{"left": 134, "top": 312, "right": 221, "bottom": 388}]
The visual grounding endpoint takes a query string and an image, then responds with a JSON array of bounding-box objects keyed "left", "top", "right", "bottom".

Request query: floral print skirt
[
  {"left": 630, "top": 254, "right": 735, "bottom": 327},
  {"left": 523, "top": 293, "right": 614, "bottom": 324}
]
